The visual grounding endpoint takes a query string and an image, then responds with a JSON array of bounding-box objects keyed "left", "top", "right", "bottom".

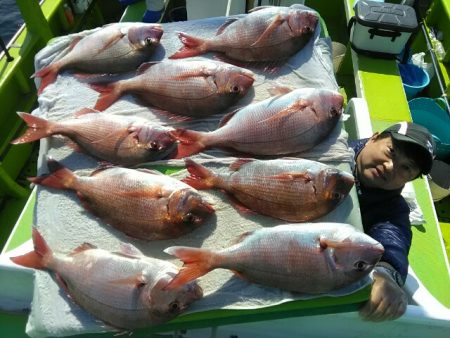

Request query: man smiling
[{"left": 350, "top": 122, "right": 435, "bottom": 321}]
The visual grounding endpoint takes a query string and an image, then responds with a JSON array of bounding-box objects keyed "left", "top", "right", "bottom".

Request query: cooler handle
[{"left": 368, "top": 28, "right": 401, "bottom": 42}]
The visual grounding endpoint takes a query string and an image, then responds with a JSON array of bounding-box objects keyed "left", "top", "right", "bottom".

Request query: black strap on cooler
[{"left": 368, "top": 27, "right": 401, "bottom": 42}]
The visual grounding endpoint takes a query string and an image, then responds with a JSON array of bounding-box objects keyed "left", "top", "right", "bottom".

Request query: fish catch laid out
[
  {"left": 182, "top": 158, "right": 354, "bottom": 222},
  {"left": 164, "top": 223, "right": 384, "bottom": 294},
  {"left": 11, "top": 109, "right": 176, "bottom": 166},
  {"left": 170, "top": 87, "right": 343, "bottom": 159},
  {"left": 169, "top": 5, "right": 318, "bottom": 62},
  {"left": 29, "top": 159, "right": 214, "bottom": 240},
  {"left": 90, "top": 59, "right": 255, "bottom": 116},
  {"left": 35, "top": 23, "right": 164, "bottom": 94},
  {"left": 11, "top": 229, "right": 203, "bottom": 329}
]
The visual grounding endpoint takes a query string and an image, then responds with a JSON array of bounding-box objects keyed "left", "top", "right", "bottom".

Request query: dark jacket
[{"left": 350, "top": 139, "right": 412, "bottom": 283}]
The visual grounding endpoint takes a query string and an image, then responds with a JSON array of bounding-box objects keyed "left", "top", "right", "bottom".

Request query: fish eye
[
  {"left": 231, "top": 85, "right": 240, "bottom": 93},
  {"left": 168, "top": 301, "right": 180, "bottom": 313},
  {"left": 183, "top": 212, "right": 195, "bottom": 224},
  {"left": 330, "top": 107, "right": 338, "bottom": 116},
  {"left": 148, "top": 141, "right": 159, "bottom": 151},
  {"left": 304, "top": 26, "right": 312, "bottom": 33},
  {"left": 354, "top": 261, "right": 367, "bottom": 271},
  {"left": 332, "top": 192, "right": 342, "bottom": 200},
  {"left": 145, "top": 37, "right": 153, "bottom": 45}
]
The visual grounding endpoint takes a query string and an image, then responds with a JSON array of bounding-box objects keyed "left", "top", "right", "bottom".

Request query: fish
[
  {"left": 29, "top": 159, "right": 214, "bottom": 240},
  {"left": 35, "top": 23, "right": 164, "bottom": 94},
  {"left": 164, "top": 223, "right": 384, "bottom": 294},
  {"left": 11, "top": 109, "right": 176, "bottom": 166},
  {"left": 182, "top": 158, "right": 354, "bottom": 222},
  {"left": 169, "top": 5, "right": 318, "bottom": 61},
  {"left": 90, "top": 59, "right": 255, "bottom": 115},
  {"left": 170, "top": 87, "right": 343, "bottom": 159},
  {"left": 11, "top": 228, "right": 203, "bottom": 329}
]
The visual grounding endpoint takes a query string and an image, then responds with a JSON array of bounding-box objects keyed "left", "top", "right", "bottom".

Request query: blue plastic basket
[
  {"left": 399, "top": 63, "right": 430, "bottom": 100},
  {"left": 408, "top": 97, "right": 450, "bottom": 160}
]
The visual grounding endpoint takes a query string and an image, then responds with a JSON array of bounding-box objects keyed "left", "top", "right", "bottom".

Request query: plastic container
[
  {"left": 143, "top": 0, "right": 165, "bottom": 23},
  {"left": 408, "top": 97, "right": 450, "bottom": 160},
  {"left": 428, "top": 160, "right": 450, "bottom": 202},
  {"left": 399, "top": 63, "right": 430, "bottom": 100},
  {"left": 349, "top": 0, "right": 418, "bottom": 58}
]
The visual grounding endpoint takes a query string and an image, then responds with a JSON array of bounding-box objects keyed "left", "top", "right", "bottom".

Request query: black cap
[{"left": 382, "top": 122, "right": 435, "bottom": 174}]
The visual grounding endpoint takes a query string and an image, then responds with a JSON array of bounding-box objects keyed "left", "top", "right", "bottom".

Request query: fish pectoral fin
[
  {"left": 320, "top": 237, "right": 353, "bottom": 250},
  {"left": 69, "top": 242, "right": 97, "bottom": 256},
  {"left": 216, "top": 18, "right": 239, "bottom": 35},
  {"left": 269, "top": 172, "right": 312, "bottom": 182},
  {"left": 110, "top": 274, "right": 148, "bottom": 288},
  {"left": 258, "top": 100, "right": 308, "bottom": 124},
  {"left": 251, "top": 14, "right": 285, "bottom": 47},
  {"left": 170, "top": 67, "right": 214, "bottom": 81}
]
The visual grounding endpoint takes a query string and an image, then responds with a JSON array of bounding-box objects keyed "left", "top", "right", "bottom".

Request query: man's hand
[{"left": 359, "top": 268, "right": 407, "bottom": 321}]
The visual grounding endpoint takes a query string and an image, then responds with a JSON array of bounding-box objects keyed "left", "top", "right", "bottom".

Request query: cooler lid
[{"left": 355, "top": 0, "right": 418, "bottom": 32}]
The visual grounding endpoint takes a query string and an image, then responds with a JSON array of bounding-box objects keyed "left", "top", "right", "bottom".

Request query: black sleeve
[{"left": 361, "top": 196, "right": 412, "bottom": 282}]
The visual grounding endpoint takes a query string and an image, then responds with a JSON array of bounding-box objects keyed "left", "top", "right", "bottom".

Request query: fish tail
[
  {"left": 90, "top": 83, "right": 121, "bottom": 111},
  {"left": 10, "top": 228, "right": 52, "bottom": 269},
  {"left": 11, "top": 112, "right": 53, "bottom": 144},
  {"left": 169, "top": 129, "right": 205, "bottom": 159},
  {"left": 163, "top": 246, "right": 213, "bottom": 290},
  {"left": 182, "top": 158, "right": 217, "bottom": 190},
  {"left": 28, "top": 158, "right": 76, "bottom": 190},
  {"left": 34, "top": 63, "right": 59, "bottom": 95},
  {"left": 169, "top": 32, "right": 207, "bottom": 59}
]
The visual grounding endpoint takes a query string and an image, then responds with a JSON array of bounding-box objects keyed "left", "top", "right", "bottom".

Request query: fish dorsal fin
[
  {"left": 258, "top": 99, "right": 309, "bottom": 124},
  {"left": 69, "top": 242, "right": 96, "bottom": 256},
  {"left": 267, "top": 84, "right": 294, "bottom": 96},
  {"left": 74, "top": 107, "right": 99, "bottom": 118},
  {"left": 232, "top": 230, "right": 254, "bottom": 245},
  {"left": 96, "top": 30, "right": 126, "bottom": 55},
  {"left": 216, "top": 18, "right": 239, "bottom": 35},
  {"left": 90, "top": 163, "right": 115, "bottom": 177},
  {"left": 137, "top": 61, "right": 159, "bottom": 74},
  {"left": 218, "top": 108, "right": 241, "bottom": 128},
  {"left": 251, "top": 14, "right": 285, "bottom": 47},
  {"left": 119, "top": 242, "right": 144, "bottom": 257},
  {"left": 229, "top": 158, "right": 254, "bottom": 171},
  {"left": 248, "top": 6, "right": 272, "bottom": 13},
  {"left": 135, "top": 168, "right": 164, "bottom": 175},
  {"left": 110, "top": 274, "right": 148, "bottom": 288}
]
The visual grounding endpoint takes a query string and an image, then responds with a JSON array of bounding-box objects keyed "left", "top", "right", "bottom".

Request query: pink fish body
[
  {"left": 164, "top": 223, "right": 384, "bottom": 294},
  {"left": 35, "top": 23, "right": 164, "bottom": 94},
  {"left": 171, "top": 87, "right": 343, "bottom": 158},
  {"left": 29, "top": 159, "right": 214, "bottom": 240},
  {"left": 170, "top": 5, "right": 318, "bottom": 61},
  {"left": 11, "top": 229, "right": 202, "bottom": 329},
  {"left": 11, "top": 110, "right": 176, "bottom": 166},
  {"left": 182, "top": 158, "right": 354, "bottom": 222},
  {"left": 91, "top": 59, "right": 255, "bottom": 114}
]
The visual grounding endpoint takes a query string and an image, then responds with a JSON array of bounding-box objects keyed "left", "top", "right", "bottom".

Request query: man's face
[{"left": 356, "top": 133, "right": 421, "bottom": 190}]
